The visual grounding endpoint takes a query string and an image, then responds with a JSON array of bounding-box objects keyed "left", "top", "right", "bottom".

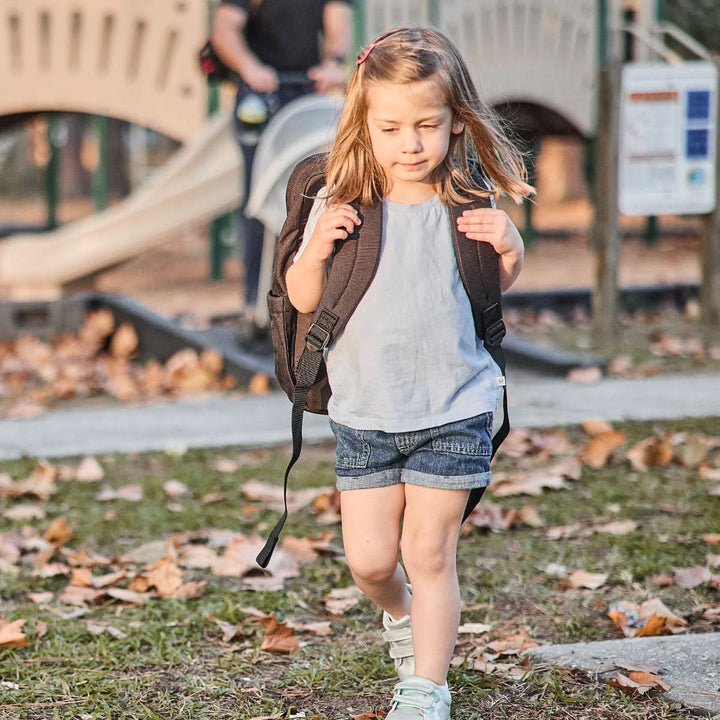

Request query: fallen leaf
[
  {"left": 0, "top": 619, "right": 30, "bottom": 648},
  {"left": 323, "top": 586, "right": 364, "bottom": 615},
  {"left": 43, "top": 517, "right": 73, "bottom": 547},
  {"left": 673, "top": 566, "right": 711, "bottom": 588},
  {"left": 582, "top": 419, "right": 615, "bottom": 436},
  {"left": 458, "top": 623, "right": 492, "bottom": 635},
  {"left": 567, "top": 366, "right": 602, "bottom": 384},
  {"left": 568, "top": 570, "right": 607, "bottom": 589},
  {"left": 74, "top": 456, "right": 105, "bottom": 482},
  {"left": 582, "top": 431, "right": 626, "bottom": 469},
  {"left": 248, "top": 373, "right": 270, "bottom": 395},
  {"left": 3, "top": 504, "right": 47, "bottom": 521},
  {"left": 626, "top": 436, "right": 673, "bottom": 471},
  {"left": 259, "top": 613, "right": 300, "bottom": 653},
  {"left": 595, "top": 520, "right": 638, "bottom": 535},
  {"left": 110, "top": 323, "right": 138, "bottom": 358},
  {"left": 163, "top": 480, "right": 189, "bottom": 499}
]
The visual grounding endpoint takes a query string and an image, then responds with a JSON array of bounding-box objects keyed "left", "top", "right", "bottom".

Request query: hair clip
[{"left": 356, "top": 43, "right": 376, "bottom": 65}]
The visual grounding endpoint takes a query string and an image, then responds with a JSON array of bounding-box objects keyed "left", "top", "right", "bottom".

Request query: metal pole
[
  {"left": 354, "top": 0, "right": 365, "bottom": 50},
  {"left": 591, "top": 0, "right": 621, "bottom": 346},
  {"left": 90, "top": 115, "right": 109, "bottom": 212},
  {"left": 428, "top": 0, "right": 441, "bottom": 28},
  {"left": 45, "top": 115, "right": 60, "bottom": 231},
  {"left": 699, "top": 56, "right": 720, "bottom": 328},
  {"left": 206, "top": 0, "right": 230, "bottom": 281}
]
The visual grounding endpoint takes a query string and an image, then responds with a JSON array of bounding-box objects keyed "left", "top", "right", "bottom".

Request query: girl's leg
[
  {"left": 400, "top": 485, "right": 469, "bottom": 686},
  {"left": 340, "top": 485, "right": 412, "bottom": 620}
]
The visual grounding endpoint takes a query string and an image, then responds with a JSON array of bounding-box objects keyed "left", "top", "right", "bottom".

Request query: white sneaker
[
  {"left": 386, "top": 676, "right": 452, "bottom": 720},
  {"left": 382, "top": 585, "right": 414, "bottom": 680}
]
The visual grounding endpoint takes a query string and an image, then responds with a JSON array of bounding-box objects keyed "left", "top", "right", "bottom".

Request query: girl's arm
[
  {"left": 286, "top": 203, "right": 360, "bottom": 313},
  {"left": 456, "top": 208, "right": 524, "bottom": 292}
]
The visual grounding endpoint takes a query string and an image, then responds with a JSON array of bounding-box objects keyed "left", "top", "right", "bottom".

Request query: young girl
[{"left": 286, "top": 27, "right": 533, "bottom": 720}]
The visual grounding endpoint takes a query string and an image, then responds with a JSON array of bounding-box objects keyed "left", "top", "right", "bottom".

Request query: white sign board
[{"left": 619, "top": 61, "right": 717, "bottom": 216}]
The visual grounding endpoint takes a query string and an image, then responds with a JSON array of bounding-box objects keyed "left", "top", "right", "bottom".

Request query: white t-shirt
[{"left": 296, "top": 192, "right": 502, "bottom": 432}]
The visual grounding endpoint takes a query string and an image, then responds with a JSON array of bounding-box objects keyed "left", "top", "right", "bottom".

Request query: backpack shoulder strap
[
  {"left": 449, "top": 185, "right": 511, "bottom": 523},
  {"left": 257, "top": 157, "right": 382, "bottom": 568}
]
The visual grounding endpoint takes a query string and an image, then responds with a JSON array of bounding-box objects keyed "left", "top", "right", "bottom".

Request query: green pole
[
  {"left": 90, "top": 115, "right": 109, "bottom": 212},
  {"left": 353, "top": 0, "right": 365, "bottom": 51},
  {"left": 45, "top": 115, "right": 60, "bottom": 231},
  {"left": 598, "top": 0, "right": 609, "bottom": 65},
  {"left": 428, "top": 0, "right": 441, "bottom": 28},
  {"left": 206, "top": 0, "right": 231, "bottom": 281}
]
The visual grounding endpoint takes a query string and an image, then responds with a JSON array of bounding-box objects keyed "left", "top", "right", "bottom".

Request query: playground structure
[{"left": 0, "top": 0, "right": 692, "bottom": 300}]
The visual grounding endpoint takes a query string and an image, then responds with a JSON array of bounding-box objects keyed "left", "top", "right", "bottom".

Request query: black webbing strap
[{"left": 256, "top": 308, "right": 338, "bottom": 568}]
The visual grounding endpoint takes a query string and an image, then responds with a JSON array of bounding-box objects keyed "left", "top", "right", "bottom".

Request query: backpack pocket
[{"left": 267, "top": 291, "right": 295, "bottom": 401}]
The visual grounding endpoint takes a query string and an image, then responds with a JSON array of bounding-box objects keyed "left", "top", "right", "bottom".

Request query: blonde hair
[{"left": 325, "top": 27, "right": 535, "bottom": 206}]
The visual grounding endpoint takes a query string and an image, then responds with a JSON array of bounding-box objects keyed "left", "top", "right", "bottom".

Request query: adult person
[{"left": 211, "top": 0, "right": 353, "bottom": 346}]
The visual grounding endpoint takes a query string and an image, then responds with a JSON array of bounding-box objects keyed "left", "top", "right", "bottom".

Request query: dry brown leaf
[
  {"left": 200, "top": 348, "right": 224, "bottom": 375},
  {"left": 70, "top": 567, "right": 93, "bottom": 587},
  {"left": 568, "top": 569, "right": 607, "bottom": 589},
  {"left": 28, "top": 592, "right": 54, "bottom": 605},
  {"left": 172, "top": 581, "right": 207, "bottom": 599},
  {"left": 105, "top": 587, "right": 150, "bottom": 604},
  {"left": 608, "top": 599, "right": 686, "bottom": 638},
  {"left": 74, "top": 456, "right": 105, "bottom": 482},
  {"left": 582, "top": 419, "right": 615, "bottom": 436},
  {"left": 43, "top": 517, "right": 73, "bottom": 547},
  {"left": 608, "top": 670, "right": 670, "bottom": 695},
  {"left": 110, "top": 323, "right": 138, "bottom": 358},
  {"left": 259, "top": 613, "right": 300, "bottom": 653},
  {"left": 626, "top": 436, "right": 673, "bottom": 471},
  {"left": 248, "top": 373, "right": 270, "bottom": 395},
  {"left": 80, "top": 309, "right": 115, "bottom": 348},
  {"left": 0, "top": 618, "right": 30, "bottom": 648},
  {"left": 582, "top": 431, "right": 626, "bottom": 469},
  {"left": 3, "top": 504, "right": 47, "bottom": 521},
  {"left": 163, "top": 480, "right": 189, "bottom": 499},
  {"left": 595, "top": 520, "right": 638, "bottom": 535},
  {"left": 567, "top": 366, "right": 602, "bottom": 384},
  {"left": 96, "top": 484, "right": 143, "bottom": 502},
  {"left": 59, "top": 585, "right": 106, "bottom": 606},
  {"left": 677, "top": 434, "right": 710, "bottom": 468},
  {"left": 323, "top": 586, "right": 364, "bottom": 615},
  {"left": 673, "top": 566, "right": 712, "bottom": 588},
  {"left": 458, "top": 622, "right": 492, "bottom": 635},
  {"left": 703, "top": 534, "right": 720, "bottom": 545},
  {"left": 144, "top": 558, "right": 183, "bottom": 598}
]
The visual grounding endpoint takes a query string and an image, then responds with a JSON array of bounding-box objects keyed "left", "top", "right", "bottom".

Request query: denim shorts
[{"left": 329, "top": 412, "right": 494, "bottom": 491}]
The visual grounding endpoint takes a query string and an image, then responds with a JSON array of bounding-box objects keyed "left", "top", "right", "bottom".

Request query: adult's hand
[
  {"left": 242, "top": 61, "right": 279, "bottom": 93},
  {"left": 307, "top": 60, "right": 346, "bottom": 93}
]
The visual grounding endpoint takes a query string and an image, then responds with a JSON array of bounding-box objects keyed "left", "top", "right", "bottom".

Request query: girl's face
[{"left": 365, "top": 76, "right": 463, "bottom": 204}]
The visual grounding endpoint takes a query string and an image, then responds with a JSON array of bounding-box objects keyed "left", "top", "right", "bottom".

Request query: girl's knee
[
  {"left": 346, "top": 550, "right": 399, "bottom": 586},
  {"left": 401, "top": 529, "right": 457, "bottom": 578}
]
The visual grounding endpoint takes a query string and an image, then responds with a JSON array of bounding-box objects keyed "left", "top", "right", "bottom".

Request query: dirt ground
[{"left": 90, "top": 198, "right": 703, "bottom": 324}]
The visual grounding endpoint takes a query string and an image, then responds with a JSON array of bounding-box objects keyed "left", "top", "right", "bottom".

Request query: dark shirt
[{"left": 220, "top": 0, "right": 351, "bottom": 72}]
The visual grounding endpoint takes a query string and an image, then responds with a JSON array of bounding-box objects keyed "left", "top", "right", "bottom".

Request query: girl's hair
[{"left": 325, "top": 26, "right": 535, "bottom": 206}]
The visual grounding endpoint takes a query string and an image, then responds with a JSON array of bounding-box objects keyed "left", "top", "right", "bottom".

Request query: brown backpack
[{"left": 257, "top": 152, "right": 509, "bottom": 567}]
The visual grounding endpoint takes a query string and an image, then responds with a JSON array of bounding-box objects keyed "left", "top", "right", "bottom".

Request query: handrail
[{"left": 654, "top": 21, "right": 711, "bottom": 61}]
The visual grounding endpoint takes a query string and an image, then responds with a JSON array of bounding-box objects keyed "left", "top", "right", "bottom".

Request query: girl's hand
[
  {"left": 302, "top": 203, "right": 361, "bottom": 267},
  {"left": 457, "top": 208, "right": 525, "bottom": 291}
]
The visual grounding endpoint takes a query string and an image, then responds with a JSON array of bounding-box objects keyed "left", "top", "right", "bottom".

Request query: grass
[{"left": 1, "top": 417, "right": 719, "bottom": 719}]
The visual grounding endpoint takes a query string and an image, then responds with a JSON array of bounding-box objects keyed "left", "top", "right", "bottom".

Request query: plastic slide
[
  {"left": 0, "top": 112, "right": 243, "bottom": 298},
  {"left": 0, "top": 92, "right": 344, "bottom": 301}
]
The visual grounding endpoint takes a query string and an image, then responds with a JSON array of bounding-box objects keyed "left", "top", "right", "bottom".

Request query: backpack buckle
[
  {"left": 306, "top": 322, "right": 331, "bottom": 352},
  {"left": 482, "top": 303, "right": 506, "bottom": 348}
]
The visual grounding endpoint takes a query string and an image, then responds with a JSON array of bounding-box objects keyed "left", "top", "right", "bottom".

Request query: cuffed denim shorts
[{"left": 329, "top": 412, "right": 494, "bottom": 491}]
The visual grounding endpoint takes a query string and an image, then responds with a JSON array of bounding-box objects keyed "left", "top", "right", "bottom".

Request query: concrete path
[
  {"left": 527, "top": 633, "right": 720, "bottom": 715},
  {"left": 2, "top": 371, "right": 719, "bottom": 460}
]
